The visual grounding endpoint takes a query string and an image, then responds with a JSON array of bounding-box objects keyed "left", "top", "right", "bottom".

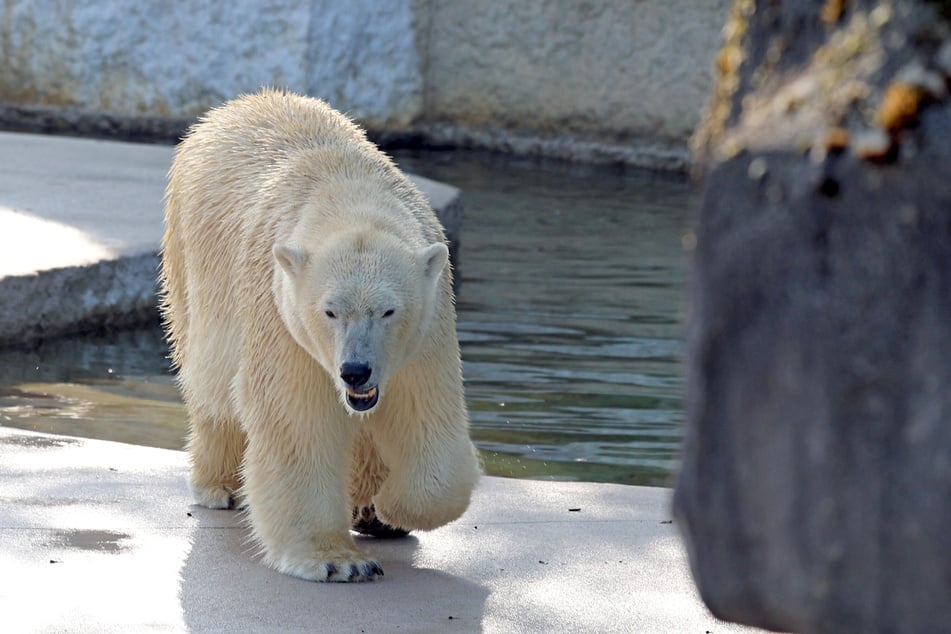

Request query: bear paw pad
[{"left": 352, "top": 505, "right": 410, "bottom": 539}]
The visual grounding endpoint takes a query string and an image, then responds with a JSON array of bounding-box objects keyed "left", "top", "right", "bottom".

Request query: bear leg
[
  {"left": 349, "top": 428, "right": 388, "bottom": 508},
  {"left": 349, "top": 431, "right": 410, "bottom": 538},
  {"left": 186, "top": 415, "right": 245, "bottom": 509},
  {"left": 241, "top": 431, "right": 384, "bottom": 582}
]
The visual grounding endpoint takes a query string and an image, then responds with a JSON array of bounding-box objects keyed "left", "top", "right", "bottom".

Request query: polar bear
[{"left": 160, "top": 89, "right": 481, "bottom": 582}]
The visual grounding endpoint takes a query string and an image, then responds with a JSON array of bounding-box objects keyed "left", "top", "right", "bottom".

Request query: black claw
[
  {"left": 346, "top": 564, "right": 358, "bottom": 581},
  {"left": 222, "top": 486, "right": 237, "bottom": 510},
  {"left": 325, "top": 563, "right": 338, "bottom": 578}
]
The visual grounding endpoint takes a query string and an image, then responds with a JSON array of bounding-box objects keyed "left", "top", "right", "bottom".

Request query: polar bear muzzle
[{"left": 340, "top": 361, "right": 379, "bottom": 412}]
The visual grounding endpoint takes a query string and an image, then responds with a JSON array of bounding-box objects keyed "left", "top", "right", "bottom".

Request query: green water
[{"left": 0, "top": 150, "right": 695, "bottom": 486}]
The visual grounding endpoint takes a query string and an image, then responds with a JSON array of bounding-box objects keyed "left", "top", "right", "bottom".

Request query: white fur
[{"left": 160, "top": 88, "right": 481, "bottom": 582}]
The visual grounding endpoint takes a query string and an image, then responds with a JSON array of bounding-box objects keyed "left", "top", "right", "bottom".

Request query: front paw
[
  {"left": 375, "top": 485, "right": 472, "bottom": 531},
  {"left": 275, "top": 549, "right": 384, "bottom": 582}
]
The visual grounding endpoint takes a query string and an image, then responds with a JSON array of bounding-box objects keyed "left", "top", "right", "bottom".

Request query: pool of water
[{"left": 0, "top": 150, "right": 696, "bottom": 486}]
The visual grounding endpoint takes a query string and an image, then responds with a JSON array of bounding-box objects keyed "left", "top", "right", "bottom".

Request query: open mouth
[{"left": 345, "top": 385, "right": 379, "bottom": 412}]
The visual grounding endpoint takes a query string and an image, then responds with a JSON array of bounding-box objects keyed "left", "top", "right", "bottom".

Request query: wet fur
[{"left": 160, "top": 89, "right": 481, "bottom": 582}]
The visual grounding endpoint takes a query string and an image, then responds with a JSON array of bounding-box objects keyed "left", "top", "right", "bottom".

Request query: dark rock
[{"left": 674, "top": 2, "right": 951, "bottom": 633}]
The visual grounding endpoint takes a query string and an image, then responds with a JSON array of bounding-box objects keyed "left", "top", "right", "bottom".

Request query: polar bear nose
[{"left": 340, "top": 361, "right": 372, "bottom": 388}]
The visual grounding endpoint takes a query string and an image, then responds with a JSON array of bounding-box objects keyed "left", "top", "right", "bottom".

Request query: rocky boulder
[{"left": 674, "top": 1, "right": 951, "bottom": 632}]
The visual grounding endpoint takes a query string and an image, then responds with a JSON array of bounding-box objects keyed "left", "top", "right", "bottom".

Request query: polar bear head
[{"left": 273, "top": 229, "right": 449, "bottom": 415}]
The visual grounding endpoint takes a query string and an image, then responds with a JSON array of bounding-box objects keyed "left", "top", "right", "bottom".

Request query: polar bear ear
[
  {"left": 418, "top": 242, "right": 449, "bottom": 287},
  {"left": 273, "top": 244, "right": 308, "bottom": 278}
]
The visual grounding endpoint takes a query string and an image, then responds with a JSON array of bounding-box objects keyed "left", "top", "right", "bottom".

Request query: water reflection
[
  {"left": 396, "top": 150, "right": 694, "bottom": 486},
  {"left": 0, "top": 150, "right": 696, "bottom": 486},
  {"left": 0, "top": 326, "right": 186, "bottom": 449}
]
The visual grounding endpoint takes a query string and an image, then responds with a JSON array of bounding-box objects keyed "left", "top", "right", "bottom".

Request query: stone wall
[
  {"left": 0, "top": 0, "right": 424, "bottom": 128},
  {"left": 0, "top": 0, "right": 730, "bottom": 167},
  {"left": 426, "top": 0, "right": 729, "bottom": 142}
]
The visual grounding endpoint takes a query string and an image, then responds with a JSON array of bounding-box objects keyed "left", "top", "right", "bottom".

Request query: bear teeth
[
  {"left": 345, "top": 386, "right": 379, "bottom": 412},
  {"left": 346, "top": 386, "right": 377, "bottom": 401}
]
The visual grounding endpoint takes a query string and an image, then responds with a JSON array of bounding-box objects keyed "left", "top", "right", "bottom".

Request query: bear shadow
[{"left": 179, "top": 505, "right": 490, "bottom": 631}]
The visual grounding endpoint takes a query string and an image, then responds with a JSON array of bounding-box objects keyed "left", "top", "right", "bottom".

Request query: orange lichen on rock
[
  {"left": 824, "top": 126, "right": 850, "bottom": 151},
  {"left": 821, "top": 0, "right": 848, "bottom": 25},
  {"left": 717, "top": 47, "right": 739, "bottom": 76},
  {"left": 876, "top": 81, "right": 926, "bottom": 133}
]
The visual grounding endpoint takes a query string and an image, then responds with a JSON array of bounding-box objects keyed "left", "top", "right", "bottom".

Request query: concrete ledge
[
  {"left": 393, "top": 121, "right": 690, "bottom": 171},
  {"left": 0, "top": 131, "right": 461, "bottom": 347},
  {"left": 0, "top": 253, "right": 160, "bottom": 345},
  {"left": 1, "top": 105, "right": 690, "bottom": 171},
  {"left": 0, "top": 427, "right": 760, "bottom": 632}
]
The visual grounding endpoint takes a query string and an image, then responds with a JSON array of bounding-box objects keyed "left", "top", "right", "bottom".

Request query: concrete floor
[{"left": 0, "top": 427, "right": 767, "bottom": 633}]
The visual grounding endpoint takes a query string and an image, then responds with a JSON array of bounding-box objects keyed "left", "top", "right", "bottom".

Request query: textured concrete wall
[
  {"left": 0, "top": 0, "right": 424, "bottom": 127},
  {"left": 426, "top": 0, "right": 730, "bottom": 142},
  {"left": 0, "top": 0, "right": 730, "bottom": 156}
]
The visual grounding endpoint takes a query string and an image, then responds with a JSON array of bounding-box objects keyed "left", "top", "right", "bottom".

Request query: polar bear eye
[
  {"left": 382, "top": 309, "right": 395, "bottom": 318},
  {"left": 324, "top": 310, "right": 336, "bottom": 319}
]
